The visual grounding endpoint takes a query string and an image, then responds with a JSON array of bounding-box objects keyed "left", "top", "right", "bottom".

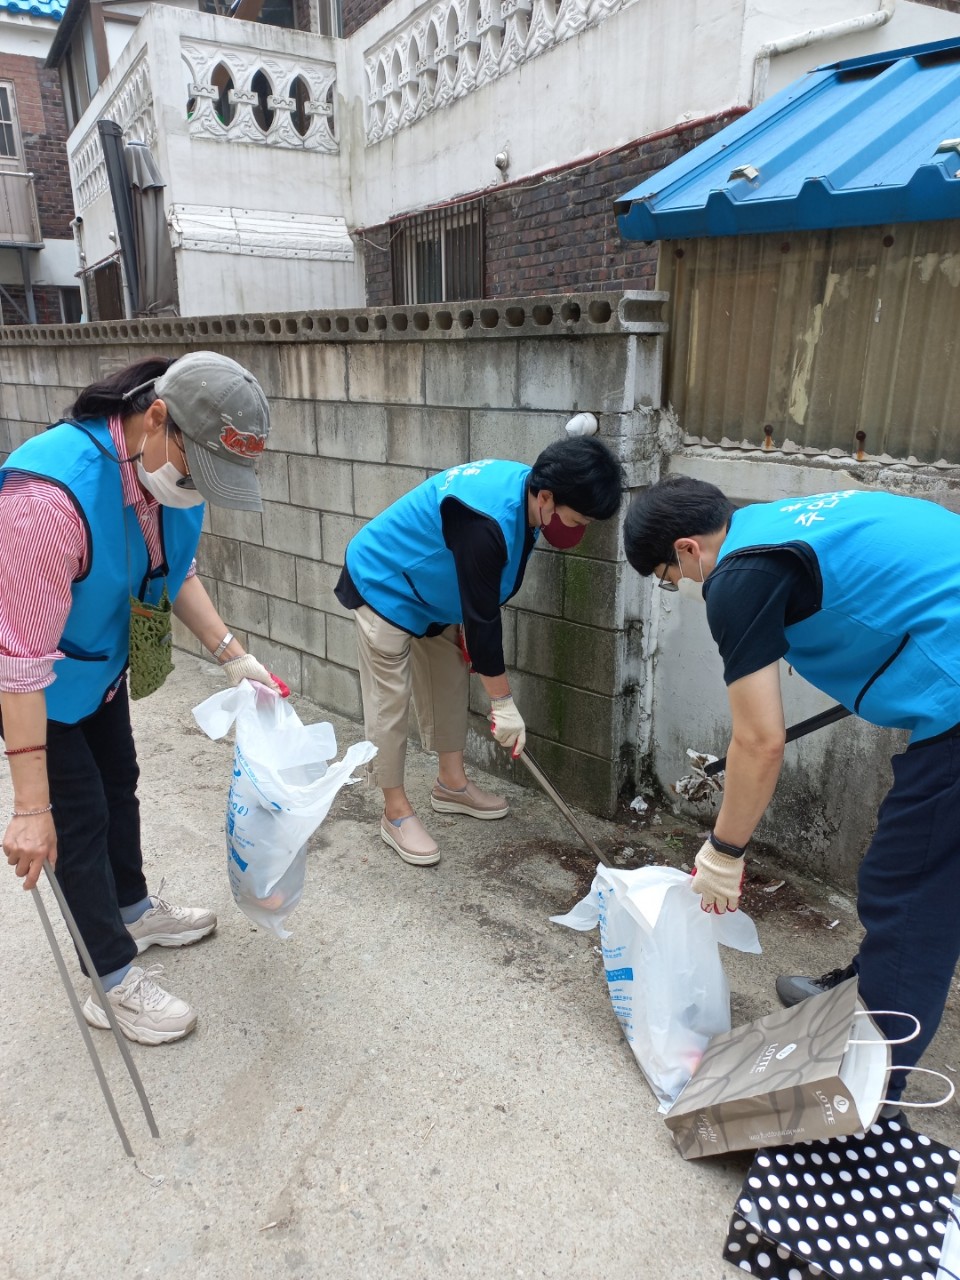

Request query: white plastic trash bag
[
  {"left": 551, "top": 865, "right": 761, "bottom": 1109},
  {"left": 193, "top": 681, "right": 376, "bottom": 938}
]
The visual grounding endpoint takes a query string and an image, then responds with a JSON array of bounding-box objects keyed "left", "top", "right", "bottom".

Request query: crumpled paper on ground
[{"left": 673, "top": 748, "right": 724, "bottom": 803}]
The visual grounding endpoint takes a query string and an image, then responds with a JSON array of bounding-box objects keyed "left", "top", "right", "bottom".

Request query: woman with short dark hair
[{"left": 335, "top": 436, "right": 624, "bottom": 866}]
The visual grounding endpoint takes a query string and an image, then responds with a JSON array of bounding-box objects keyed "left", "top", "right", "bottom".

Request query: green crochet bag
[{"left": 128, "top": 587, "right": 174, "bottom": 701}]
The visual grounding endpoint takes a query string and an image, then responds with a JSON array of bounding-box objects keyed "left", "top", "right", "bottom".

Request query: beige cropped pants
[{"left": 352, "top": 604, "right": 469, "bottom": 790}]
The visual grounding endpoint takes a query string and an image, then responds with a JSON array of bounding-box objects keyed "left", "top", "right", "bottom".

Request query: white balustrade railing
[
  {"left": 363, "top": 0, "right": 626, "bottom": 142},
  {"left": 182, "top": 39, "right": 337, "bottom": 152},
  {"left": 70, "top": 32, "right": 338, "bottom": 211},
  {"left": 72, "top": 50, "right": 156, "bottom": 212}
]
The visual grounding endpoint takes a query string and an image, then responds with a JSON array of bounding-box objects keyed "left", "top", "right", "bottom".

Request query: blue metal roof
[
  {"left": 0, "top": 0, "right": 66, "bottom": 16},
  {"left": 616, "top": 36, "right": 960, "bottom": 241}
]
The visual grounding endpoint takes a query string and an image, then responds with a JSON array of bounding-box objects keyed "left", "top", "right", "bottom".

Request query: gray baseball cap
[{"left": 155, "top": 351, "right": 270, "bottom": 512}]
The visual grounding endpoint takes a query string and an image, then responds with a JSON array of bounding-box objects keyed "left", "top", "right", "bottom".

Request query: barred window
[
  {"left": 391, "top": 198, "right": 484, "bottom": 305},
  {"left": 0, "top": 85, "right": 20, "bottom": 162}
]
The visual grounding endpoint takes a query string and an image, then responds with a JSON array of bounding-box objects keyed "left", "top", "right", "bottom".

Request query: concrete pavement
[{"left": 2, "top": 653, "right": 959, "bottom": 1280}]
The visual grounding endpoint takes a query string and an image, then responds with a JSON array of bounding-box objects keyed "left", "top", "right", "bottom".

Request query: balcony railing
[
  {"left": 0, "top": 170, "right": 42, "bottom": 247},
  {"left": 363, "top": 0, "right": 633, "bottom": 143}
]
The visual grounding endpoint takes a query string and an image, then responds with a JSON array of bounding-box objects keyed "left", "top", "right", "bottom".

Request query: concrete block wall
[{"left": 0, "top": 289, "right": 667, "bottom": 815}]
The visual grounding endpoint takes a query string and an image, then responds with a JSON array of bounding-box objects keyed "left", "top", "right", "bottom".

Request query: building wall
[
  {"left": 0, "top": 282, "right": 65, "bottom": 322},
  {"left": 340, "top": 0, "right": 388, "bottom": 38},
  {"left": 363, "top": 112, "right": 743, "bottom": 306},
  {"left": 66, "top": 8, "right": 362, "bottom": 317},
  {"left": 0, "top": 41, "right": 79, "bottom": 319},
  {"left": 344, "top": 0, "right": 960, "bottom": 61},
  {"left": 57, "top": 0, "right": 960, "bottom": 317},
  {"left": 0, "top": 51, "right": 72, "bottom": 241},
  {"left": 0, "top": 289, "right": 665, "bottom": 817}
]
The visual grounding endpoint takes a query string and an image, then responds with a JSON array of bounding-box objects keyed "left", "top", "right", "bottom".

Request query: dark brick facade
[
  {"left": 359, "top": 222, "right": 393, "bottom": 304},
  {"left": 360, "top": 111, "right": 744, "bottom": 306},
  {"left": 340, "top": 0, "right": 391, "bottom": 37},
  {"left": 0, "top": 282, "right": 64, "bottom": 324},
  {"left": 0, "top": 53, "right": 73, "bottom": 242}
]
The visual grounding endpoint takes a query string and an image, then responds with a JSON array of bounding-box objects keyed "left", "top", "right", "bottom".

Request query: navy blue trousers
[
  {"left": 853, "top": 732, "right": 960, "bottom": 1101},
  {"left": 45, "top": 681, "right": 145, "bottom": 977}
]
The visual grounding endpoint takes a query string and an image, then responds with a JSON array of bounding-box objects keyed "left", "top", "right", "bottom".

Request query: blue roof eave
[
  {"left": 0, "top": 0, "right": 67, "bottom": 16},
  {"left": 616, "top": 162, "right": 960, "bottom": 240},
  {"left": 615, "top": 35, "right": 960, "bottom": 242}
]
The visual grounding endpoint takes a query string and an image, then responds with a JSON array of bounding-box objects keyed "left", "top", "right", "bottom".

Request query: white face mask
[
  {"left": 676, "top": 575, "right": 705, "bottom": 603},
  {"left": 676, "top": 552, "right": 706, "bottom": 603},
  {"left": 136, "top": 433, "right": 204, "bottom": 509}
]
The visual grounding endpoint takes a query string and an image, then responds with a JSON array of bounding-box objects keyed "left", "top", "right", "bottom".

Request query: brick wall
[
  {"left": 340, "top": 0, "right": 391, "bottom": 37},
  {"left": 361, "top": 111, "right": 744, "bottom": 305},
  {"left": 0, "top": 284, "right": 63, "bottom": 325},
  {"left": 359, "top": 223, "right": 393, "bottom": 307},
  {"left": 0, "top": 53, "right": 72, "bottom": 242}
]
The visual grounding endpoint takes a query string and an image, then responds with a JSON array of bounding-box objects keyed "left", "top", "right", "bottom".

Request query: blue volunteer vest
[
  {"left": 346, "top": 460, "right": 534, "bottom": 634},
  {"left": 0, "top": 418, "right": 204, "bottom": 723},
  {"left": 716, "top": 489, "right": 960, "bottom": 742}
]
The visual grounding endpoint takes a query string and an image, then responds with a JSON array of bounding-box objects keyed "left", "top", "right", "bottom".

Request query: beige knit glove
[
  {"left": 489, "top": 695, "right": 526, "bottom": 759},
  {"left": 221, "top": 654, "right": 281, "bottom": 693},
  {"left": 692, "top": 839, "right": 745, "bottom": 914}
]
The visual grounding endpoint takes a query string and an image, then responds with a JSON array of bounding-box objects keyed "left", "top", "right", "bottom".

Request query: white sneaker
[
  {"left": 82, "top": 965, "right": 197, "bottom": 1045},
  {"left": 125, "top": 878, "right": 217, "bottom": 954}
]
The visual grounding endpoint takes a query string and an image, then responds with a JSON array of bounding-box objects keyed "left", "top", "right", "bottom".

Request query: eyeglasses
[
  {"left": 167, "top": 426, "right": 197, "bottom": 490},
  {"left": 657, "top": 554, "right": 679, "bottom": 593}
]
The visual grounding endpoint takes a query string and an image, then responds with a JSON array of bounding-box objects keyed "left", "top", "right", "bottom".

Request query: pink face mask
[{"left": 541, "top": 512, "right": 586, "bottom": 549}]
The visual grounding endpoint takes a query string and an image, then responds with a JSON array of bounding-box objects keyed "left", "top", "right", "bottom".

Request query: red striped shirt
[{"left": 0, "top": 415, "right": 196, "bottom": 694}]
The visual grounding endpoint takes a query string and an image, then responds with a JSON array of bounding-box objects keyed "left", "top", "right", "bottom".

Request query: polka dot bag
[{"left": 723, "top": 1114, "right": 960, "bottom": 1280}]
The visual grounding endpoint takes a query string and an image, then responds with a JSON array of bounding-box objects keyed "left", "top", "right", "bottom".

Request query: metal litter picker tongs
[
  {"left": 517, "top": 749, "right": 612, "bottom": 868},
  {"left": 32, "top": 864, "right": 159, "bottom": 1156}
]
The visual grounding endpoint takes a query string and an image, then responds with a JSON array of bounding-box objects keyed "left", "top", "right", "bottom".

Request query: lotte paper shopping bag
[
  {"left": 723, "top": 1115, "right": 960, "bottom": 1280},
  {"left": 664, "top": 979, "right": 890, "bottom": 1159}
]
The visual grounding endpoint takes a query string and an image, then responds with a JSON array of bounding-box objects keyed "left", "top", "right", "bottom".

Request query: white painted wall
[
  {"left": 351, "top": 0, "right": 960, "bottom": 227},
  {"left": 174, "top": 245, "right": 363, "bottom": 314},
  {"left": 104, "top": 0, "right": 201, "bottom": 66},
  {"left": 0, "top": 11, "right": 56, "bottom": 59},
  {"left": 68, "top": 7, "right": 362, "bottom": 314},
  {"left": 0, "top": 241, "right": 78, "bottom": 291},
  {"left": 764, "top": 0, "right": 960, "bottom": 97},
  {"left": 347, "top": 0, "right": 747, "bottom": 227}
]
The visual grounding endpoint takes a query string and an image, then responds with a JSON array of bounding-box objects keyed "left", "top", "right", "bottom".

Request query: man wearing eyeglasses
[{"left": 623, "top": 473, "right": 960, "bottom": 1109}]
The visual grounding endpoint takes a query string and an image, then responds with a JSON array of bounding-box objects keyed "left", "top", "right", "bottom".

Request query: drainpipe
[
  {"left": 752, "top": 0, "right": 896, "bottom": 104},
  {"left": 70, "top": 216, "right": 89, "bottom": 321}
]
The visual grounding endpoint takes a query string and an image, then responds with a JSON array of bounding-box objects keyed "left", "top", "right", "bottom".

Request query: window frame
[
  {"left": 0, "top": 81, "right": 23, "bottom": 168},
  {"left": 391, "top": 197, "right": 484, "bottom": 305}
]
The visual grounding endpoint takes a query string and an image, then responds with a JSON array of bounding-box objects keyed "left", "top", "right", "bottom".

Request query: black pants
[
  {"left": 44, "top": 681, "right": 145, "bottom": 977},
  {"left": 854, "top": 732, "right": 960, "bottom": 1100}
]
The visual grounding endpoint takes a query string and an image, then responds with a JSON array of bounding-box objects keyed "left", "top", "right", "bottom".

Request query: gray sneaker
[
  {"left": 775, "top": 964, "right": 857, "bottom": 1008},
  {"left": 125, "top": 878, "right": 217, "bottom": 954},
  {"left": 82, "top": 965, "right": 197, "bottom": 1045}
]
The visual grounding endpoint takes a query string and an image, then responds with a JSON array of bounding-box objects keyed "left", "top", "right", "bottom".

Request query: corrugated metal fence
[{"left": 658, "top": 220, "right": 960, "bottom": 463}]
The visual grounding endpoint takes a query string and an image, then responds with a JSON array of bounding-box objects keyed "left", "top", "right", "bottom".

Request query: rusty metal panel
[{"left": 659, "top": 222, "right": 960, "bottom": 463}]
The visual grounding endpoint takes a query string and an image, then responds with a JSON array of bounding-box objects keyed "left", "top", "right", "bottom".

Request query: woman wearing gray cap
[{"left": 0, "top": 351, "right": 279, "bottom": 1045}]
